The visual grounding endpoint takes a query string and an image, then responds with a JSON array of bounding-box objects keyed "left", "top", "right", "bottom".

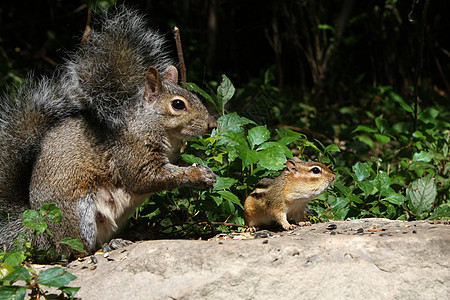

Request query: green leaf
[
  {"left": 217, "top": 191, "right": 243, "bottom": 209},
  {"left": 185, "top": 82, "right": 217, "bottom": 111},
  {"left": 258, "top": 146, "right": 287, "bottom": 171},
  {"left": 353, "top": 125, "right": 377, "bottom": 133},
  {"left": 373, "top": 171, "right": 391, "bottom": 196},
  {"left": 37, "top": 267, "right": 77, "bottom": 288},
  {"left": 60, "top": 286, "right": 80, "bottom": 298},
  {"left": 429, "top": 203, "right": 450, "bottom": 220},
  {"left": 384, "top": 193, "right": 406, "bottom": 205},
  {"left": 375, "top": 116, "right": 388, "bottom": 134},
  {"left": 331, "top": 197, "right": 349, "bottom": 210},
  {"left": 358, "top": 181, "right": 374, "bottom": 198},
  {"left": 241, "top": 149, "right": 259, "bottom": 168},
  {"left": 213, "top": 177, "right": 238, "bottom": 190},
  {"left": 0, "top": 264, "right": 15, "bottom": 281},
  {"left": 215, "top": 113, "right": 255, "bottom": 134},
  {"left": 211, "top": 195, "right": 224, "bottom": 206},
  {"left": 389, "top": 91, "right": 413, "bottom": 113},
  {"left": 1, "top": 266, "right": 30, "bottom": 284},
  {"left": 181, "top": 154, "right": 205, "bottom": 165},
  {"left": 248, "top": 126, "right": 270, "bottom": 149},
  {"left": 325, "top": 144, "right": 340, "bottom": 152},
  {"left": 412, "top": 151, "right": 434, "bottom": 163},
  {"left": 3, "top": 253, "right": 26, "bottom": 268},
  {"left": 40, "top": 203, "right": 62, "bottom": 223},
  {"left": 352, "top": 162, "right": 371, "bottom": 181},
  {"left": 318, "top": 24, "right": 335, "bottom": 31},
  {"left": 217, "top": 74, "right": 236, "bottom": 104},
  {"left": 59, "top": 237, "right": 87, "bottom": 254},
  {"left": 334, "top": 182, "right": 350, "bottom": 195},
  {"left": 375, "top": 134, "right": 391, "bottom": 145},
  {"left": 0, "top": 286, "right": 27, "bottom": 300},
  {"left": 407, "top": 175, "right": 437, "bottom": 216}
]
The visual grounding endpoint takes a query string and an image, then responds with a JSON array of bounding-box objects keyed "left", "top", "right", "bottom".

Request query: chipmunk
[
  {"left": 0, "top": 7, "right": 216, "bottom": 256},
  {"left": 244, "top": 157, "right": 335, "bottom": 232}
]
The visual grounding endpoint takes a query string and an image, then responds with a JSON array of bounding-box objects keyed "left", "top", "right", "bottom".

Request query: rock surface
[{"left": 50, "top": 218, "right": 448, "bottom": 299}]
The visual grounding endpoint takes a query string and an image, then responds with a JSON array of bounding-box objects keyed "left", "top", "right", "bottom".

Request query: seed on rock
[
  {"left": 326, "top": 224, "right": 337, "bottom": 230},
  {"left": 379, "top": 232, "right": 393, "bottom": 237}
]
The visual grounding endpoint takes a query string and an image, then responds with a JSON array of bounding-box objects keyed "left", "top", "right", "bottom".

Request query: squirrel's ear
[
  {"left": 286, "top": 160, "right": 298, "bottom": 173},
  {"left": 293, "top": 157, "right": 302, "bottom": 163},
  {"left": 162, "top": 65, "right": 179, "bottom": 84},
  {"left": 145, "top": 67, "right": 163, "bottom": 102}
]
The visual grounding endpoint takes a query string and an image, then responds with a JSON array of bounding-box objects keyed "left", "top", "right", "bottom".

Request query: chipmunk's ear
[
  {"left": 286, "top": 160, "right": 298, "bottom": 173},
  {"left": 293, "top": 157, "right": 302, "bottom": 163},
  {"left": 145, "top": 67, "right": 163, "bottom": 102},
  {"left": 162, "top": 65, "right": 179, "bottom": 84}
]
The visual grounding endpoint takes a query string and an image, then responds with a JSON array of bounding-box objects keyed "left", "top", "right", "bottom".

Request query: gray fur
[
  {"left": 77, "top": 193, "right": 97, "bottom": 253},
  {"left": 0, "top": 7, "right": 216, "bottom": 256}
]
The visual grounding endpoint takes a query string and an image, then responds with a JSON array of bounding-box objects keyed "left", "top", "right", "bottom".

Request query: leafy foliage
[
  {"left": 132, "top": 75, "right": 449, "bottom": 238},
  {"left": 0, "top": 204, "right": 83, "bottom": 299}
]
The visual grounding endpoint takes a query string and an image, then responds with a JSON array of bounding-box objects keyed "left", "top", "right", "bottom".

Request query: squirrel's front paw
[{"left": 187, "top": 163, "right": 217, "bottom": 188}]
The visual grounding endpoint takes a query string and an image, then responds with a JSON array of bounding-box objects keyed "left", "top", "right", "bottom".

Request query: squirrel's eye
[
  {"left": 171, "top": 99, "right": 186, "bottom": 111},
  {"left": 310, "top": 167, "right": 321, "bottom": 174}
]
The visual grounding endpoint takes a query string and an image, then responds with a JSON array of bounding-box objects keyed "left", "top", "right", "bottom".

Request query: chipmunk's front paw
[{"left": 188, "top": 163, "right": 217, "bottom": 188}]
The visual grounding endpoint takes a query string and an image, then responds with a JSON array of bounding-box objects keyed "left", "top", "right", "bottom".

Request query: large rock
[{"left": 51, "top": 218, "right": 448, "bottom": 299}]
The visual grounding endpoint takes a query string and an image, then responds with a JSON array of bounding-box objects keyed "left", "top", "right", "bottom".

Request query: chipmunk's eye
[
  {"left": 310, "top": 167, "right": 321, "bottom": 174},
  {"left": 171, "top": 99, "right": 186, "bottom": 111}
]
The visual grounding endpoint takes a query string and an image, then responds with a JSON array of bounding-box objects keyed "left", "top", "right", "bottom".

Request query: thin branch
[
  {"left": 412, "top": 0, "right": 430, "bottom": 132},
  {"left": 81, "top": 8, "right": 92, "bottom": 44},
  {"left": 173, "top": 26, "right": 187, "bottom": 86}
]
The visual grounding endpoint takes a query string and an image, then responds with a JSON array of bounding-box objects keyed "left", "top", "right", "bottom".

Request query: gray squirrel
[{"left": 0, "top": 7, "right": 217, "bottom": 256}]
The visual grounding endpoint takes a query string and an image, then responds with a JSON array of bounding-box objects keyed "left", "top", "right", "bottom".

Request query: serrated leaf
[
  {"left": 248, "top": 126, "right": 270, "bottom": 149},
  {"left": 38, "top": 267, "right": 77, "bottom": 288},
  {"left": 407, "top": 175, "right": 437, "bottom": 216},
  {"left": 352, "top": 162, "right": 371, "bottom": 182}
]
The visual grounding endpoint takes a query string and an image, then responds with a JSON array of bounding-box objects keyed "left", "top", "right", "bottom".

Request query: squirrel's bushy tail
[
  {"left": 66, "top": 6, "right": 175, "bottom": 129},
  {"left": 0, "top": 78, "right": 79, "bottom": 249}
]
